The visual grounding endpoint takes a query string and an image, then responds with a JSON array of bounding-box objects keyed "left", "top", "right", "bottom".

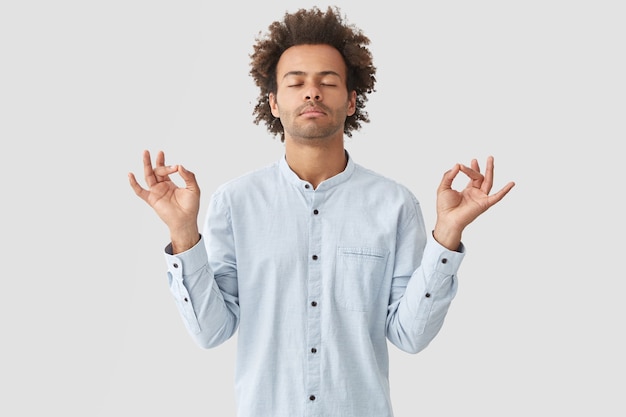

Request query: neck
[{"left": 284, "top": 136, "right": 347, "bottom": 189}]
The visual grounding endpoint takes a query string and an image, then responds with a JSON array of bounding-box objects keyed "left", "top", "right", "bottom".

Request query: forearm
[
  {"left": 165, "top": 238, "right": 239, "bottom": 348},
  {"left": 386, "top": 236, "right": 464, "bottom": 353}
]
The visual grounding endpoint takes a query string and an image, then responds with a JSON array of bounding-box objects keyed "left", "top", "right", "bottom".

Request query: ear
[
  {"left": 269, "top": 92, "right": 280, "bottom": 118},
  {"left": 347, "top": 90, "right": 357, "bottom": 116}
]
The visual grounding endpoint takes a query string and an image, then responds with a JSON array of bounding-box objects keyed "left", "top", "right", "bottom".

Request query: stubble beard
[
  {"left": 291, "top": 120, "right": 343, "bottom": 141},
  {"left": 283, "top": 104, "right": 346, "bottom": 142}
]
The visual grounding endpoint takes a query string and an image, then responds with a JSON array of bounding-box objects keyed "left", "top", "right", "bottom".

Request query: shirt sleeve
[
  {"left": 385, "top": 205, "right": 465, "bottom": 354},
  {"left": 164, "top": 193, "right": 240, "bottom": 349}
]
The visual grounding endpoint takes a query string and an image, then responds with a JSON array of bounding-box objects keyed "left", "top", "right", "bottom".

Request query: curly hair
[{"left": 249, "top": 6, "right": 377, "bottom": 142}]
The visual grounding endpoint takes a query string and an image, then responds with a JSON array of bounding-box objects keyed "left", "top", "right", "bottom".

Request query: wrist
[
  {"left": 170, "top": 225, "right": 200, "bottom": 254},
  {"left": 432, "top": 223, "right": 462, "bottom": 251}
]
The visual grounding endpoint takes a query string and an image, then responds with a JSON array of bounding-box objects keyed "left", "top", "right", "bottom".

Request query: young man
[{"left": 128, "top": 6, "right": 514, "bottom": 417}]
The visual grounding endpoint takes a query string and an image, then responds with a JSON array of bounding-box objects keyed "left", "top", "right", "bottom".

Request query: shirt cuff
[
  {"left": 164, "top": 235, "right": 208, "bottom": 275},
  {"left": 422, "top": 232, "right": 465, "bottom": 275}
]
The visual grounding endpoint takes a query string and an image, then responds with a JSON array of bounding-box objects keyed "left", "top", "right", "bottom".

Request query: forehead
[{"left": 276, "top": 44, "right": 347, "bottom": 78}]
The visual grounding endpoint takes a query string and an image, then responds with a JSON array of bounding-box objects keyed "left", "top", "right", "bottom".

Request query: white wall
[{"left": 1, "top": 1, "right": 624, "bottom": 416}]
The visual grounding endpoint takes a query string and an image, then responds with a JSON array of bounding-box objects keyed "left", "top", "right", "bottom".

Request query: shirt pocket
[{"left": 334, "top": 247, "right": 389, "bottom": 312}]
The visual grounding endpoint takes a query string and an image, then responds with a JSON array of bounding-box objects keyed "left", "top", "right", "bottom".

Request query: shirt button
[
  {"left": 312, "top": 255, "right": 318, "bottom": 260},
  {"left": 173, "top": 263, "right": 179, "bottom": 268},
  {"left": 425, "top": 293, "right": 431, "bottom": 298},
  {"left": 309, "top": 395, "right": 316, "bottom": 401},
  {"left": 313, "top": 209, "right": 319, "bottom": 215},
  {"left": 311, "top": 347, "right": 317, "bottom": 353},
  {"left": 305, "top": 184, "right": 310, "bottom": 189},
  {"left": 441, "top": 258, "right": 448, "bottom": 264},
  {"left": 311, "top": 301, "right": 317, "bottom": 307}
]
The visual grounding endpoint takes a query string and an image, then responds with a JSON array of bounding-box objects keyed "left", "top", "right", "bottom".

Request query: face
[{"left": 269, "top": 44, "right": 357, "bottom": 143}]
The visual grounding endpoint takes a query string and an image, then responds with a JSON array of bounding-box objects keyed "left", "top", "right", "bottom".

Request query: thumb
[
  {"left": 178, "top": 165, "right": 200, "bottom": 193},
  {"left": 437, "top": 163, "right": 460, "bottom": 193}
]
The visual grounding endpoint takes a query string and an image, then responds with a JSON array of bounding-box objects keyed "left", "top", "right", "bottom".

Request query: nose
[{"left": 304, "top": 85, "right": 322, "bottom": 101}]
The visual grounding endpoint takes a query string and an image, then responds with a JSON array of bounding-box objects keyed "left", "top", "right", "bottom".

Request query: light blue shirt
[{"left": 164, "top": 154, "right": 465, "bottom": 417}]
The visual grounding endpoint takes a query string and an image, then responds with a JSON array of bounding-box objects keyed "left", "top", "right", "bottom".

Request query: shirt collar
[{"left": 279, "top": 150, "right": 356, "bottom": 190}]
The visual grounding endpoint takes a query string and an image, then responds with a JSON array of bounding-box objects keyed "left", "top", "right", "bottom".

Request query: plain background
[{"left": 1, "top": 0, "right": 624, "bottom": 416}]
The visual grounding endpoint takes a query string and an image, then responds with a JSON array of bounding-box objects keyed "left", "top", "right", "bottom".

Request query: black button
[
  {"left": 313, "top": 209, "right": 319, "bottom": 215},
  {"left": 305, "top": 184, "right": 310, "bottom": 189},
  {"left": 173, "top": 263, "right": 179, "bottom": 268},
  {"left": 311, "top": 347, "right": 317, "bottom": 353},
  {"left": 309, "top": 395, "right": 316, "bottom": 401},
  {"left": 441, "top": 258, "right": 447, "bottom": 264},
  {"left": 312, "top": 255, "right": 318, "bottom": 260},
  {"left": 425, "top": 293, "right": 431, "bottom": 298},
  {"left": 311, "top": 301, "right": 317, "bottom": 307},
  {"left": 184, "top": 297, "right": 189, "bottom": 302}
]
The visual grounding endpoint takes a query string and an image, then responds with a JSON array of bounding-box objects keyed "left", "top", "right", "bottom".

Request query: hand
[
  {"left": 433, "top": 156, "right": 515, "bottom": 250},
  {"left": 128, "top": 150, "right": 201, "bottom": 252}
]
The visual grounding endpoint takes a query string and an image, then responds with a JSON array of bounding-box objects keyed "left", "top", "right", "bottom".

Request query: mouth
[{"left": 299, "top": 104, "right": 326, "bottom": 116}]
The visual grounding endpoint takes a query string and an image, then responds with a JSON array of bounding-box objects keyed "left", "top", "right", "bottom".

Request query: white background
[{"left": 1, "top": 1, "right": 624, "bottom": 416}]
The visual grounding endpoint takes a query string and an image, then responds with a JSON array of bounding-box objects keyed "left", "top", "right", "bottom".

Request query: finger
[
  {"left": 142, "top": 150, "right": 157, "bottom": 187},
  {"left": 458, "top": 163, "right": 484, "bottom": 184},
  {"left": 485, "top": 181, "right": 515, "bottom": 208},
  {"left": 153, "top": 164, "right": 179, "bottom": 177},
  {"left": 481, "top": 156, "right": 495, "bottom": 194},
  {"left": 145, "top": 150, "right": 177, "bottom": 183},
  {"left": 156, "top": 150, "right": 165, "bottom": 167},
  {"left": 437, "top": 163, "right": 461, "bottom": 192},
  {"left": 128, "top": 172, "right": 149, "bottom": 202},
  {"left": 465, "top": 158, "right": 482, "bottom": 188},
  {"left": 155, "top": 150, "right": 169, "bottom": 182}
]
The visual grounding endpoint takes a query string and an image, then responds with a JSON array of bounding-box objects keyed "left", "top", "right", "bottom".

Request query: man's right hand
[{"left": 128, "top": 150, "right": 201, "bottom": 253}]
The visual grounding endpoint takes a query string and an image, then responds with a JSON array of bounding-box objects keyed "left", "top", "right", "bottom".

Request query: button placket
[{"left": 305, "top": 190, "right": 322, "bottom": 413}]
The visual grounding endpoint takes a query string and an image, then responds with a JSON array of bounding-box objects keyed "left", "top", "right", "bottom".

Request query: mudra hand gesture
[
  {"left": 128, "top": 150, "right": 201, "bottom": 253},
  {"left": 433, "top": 156, "right": 515, "bottom": 250}
]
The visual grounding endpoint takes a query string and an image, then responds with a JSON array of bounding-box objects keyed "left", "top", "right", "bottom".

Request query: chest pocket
[{"left": 334, "top": 247, "right": 389, "bottom": 312}]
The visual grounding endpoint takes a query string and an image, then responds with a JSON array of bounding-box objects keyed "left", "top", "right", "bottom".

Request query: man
[{"left": 128, "top": 6, "right": 514, "bottom": 417}]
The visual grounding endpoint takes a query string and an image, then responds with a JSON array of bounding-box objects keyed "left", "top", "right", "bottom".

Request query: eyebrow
[{"left": 282, "top": 70, "right": 342, "bottom": 80}]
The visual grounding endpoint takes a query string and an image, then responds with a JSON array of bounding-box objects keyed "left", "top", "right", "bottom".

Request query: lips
[{"left": 300, "top": 105, "right": 326, "bottom": 116}]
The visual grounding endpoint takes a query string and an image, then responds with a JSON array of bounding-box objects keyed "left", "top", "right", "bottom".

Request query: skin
[
  {"left": 128, "top": 44, "right": 515, "bottom": 253},
  {"left": 269, "top": 44, "right": 356, "bottom": 189}
]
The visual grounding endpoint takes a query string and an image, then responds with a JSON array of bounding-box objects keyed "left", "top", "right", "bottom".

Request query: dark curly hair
[{"left": 249, "top": 6, "right": 377, "bottom": 142}]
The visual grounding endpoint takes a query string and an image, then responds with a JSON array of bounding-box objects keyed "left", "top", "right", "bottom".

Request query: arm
[
  {"left": 386, "top": 156, "right": 514, "bottom": 353},
  {"left": 165, "top": 233, "right": 239, "bottom": 349},
  {"left": 129, "top": 150, "right": 239, "bottom": 348},
  {"left": 385, "top": 211, "right": 463, "bottom": 354}
]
